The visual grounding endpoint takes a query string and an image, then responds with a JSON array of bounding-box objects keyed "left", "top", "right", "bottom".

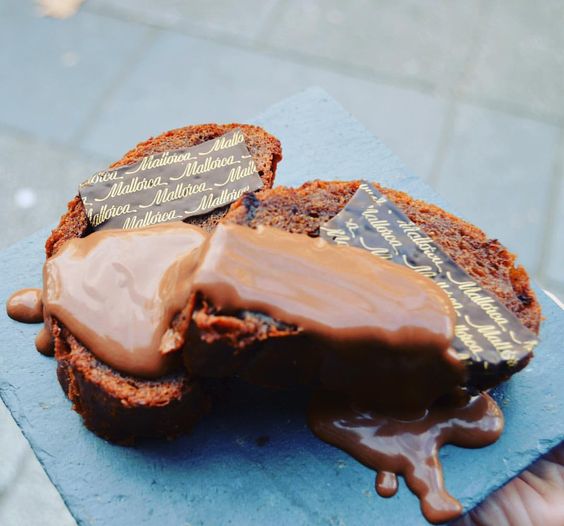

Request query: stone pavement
[{"left": 0, "top": 1, "right": 562, "bottom": 525}]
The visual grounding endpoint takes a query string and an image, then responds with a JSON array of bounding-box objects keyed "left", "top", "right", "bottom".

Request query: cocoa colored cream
[
  {"left": 42, "top": 223, "right": 207, "bottom": 377},
  {"left": 193, "top": 224, "right": 455, "bottom": 349}
]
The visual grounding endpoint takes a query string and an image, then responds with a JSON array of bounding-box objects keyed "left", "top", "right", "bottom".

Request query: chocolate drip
[
  {"left": 6, "top": 288, "right": 43, "bottom": 323},
  {"left": 308, "top": 391, "right": 503, "bottom": 524},
  {"left": 42, "top": 223, "right": 207, "bottom": 377},
  {"left": 35, "top": 326, "right": 54, "bottom": 356},
  {"left": 7, "top": 288, "right": 54, "bottom": 355},
  {"left": 376, "top": 471, "right": 398, "bottom": 498}
]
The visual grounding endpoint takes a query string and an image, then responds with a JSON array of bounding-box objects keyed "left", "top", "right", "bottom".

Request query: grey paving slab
[
  {"left": 0, "top": 403, "right": 75, "bottom": 526},
  {"left": 87, "top": 0, "right": 280, "bottom": 41},
  {"left": 0, "top": 129, "right": 108, "bottom": 250},
  {"left": 331, "top": 83, "right": 447, "bottom": 181},
  {"left": 262, "top": 0, "right": 485, "bottom": 91},
  {"left": 0, "top": 1, "right": 149, "bottom": 143},
  {"left": 436, "top": 103, "right": 560, "bottom": 272},
  {"left": 545, "top": 170, "right": 564, "bottom": 285},
  {"left": 462, "top": 0, "right": 564, "bottom": 122},
  {"left": 79, "top": 32, "right": 447, "bottom": 179}
]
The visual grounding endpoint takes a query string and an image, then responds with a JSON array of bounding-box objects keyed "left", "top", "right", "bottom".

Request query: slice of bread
[
  {"left": 185, "top": 180, "right": 541, "bottom": 391},
  {"left": 45, "top": 124, "right": 282, "bottom": 443}
]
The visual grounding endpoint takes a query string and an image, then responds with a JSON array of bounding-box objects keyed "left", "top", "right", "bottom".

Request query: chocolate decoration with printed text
[
  {"left": 79, "top": 130, "right": 263, "bottom": 231},
  {"left": 320, "top": 181, "right": 538, "bottom": 390}
]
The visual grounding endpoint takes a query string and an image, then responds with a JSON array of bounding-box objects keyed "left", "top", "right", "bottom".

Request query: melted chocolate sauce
[
  {"left": 194, "top": 224, "right": 455, "bottom": 349},
  {"left": 42, "top": 222, "right": 207, "bottom": 377},
  {"left": 308, "top": 390, "right": 504, "bottom": 524},
  {"left": 6, "top": 288, "right": 43, "bottom": 323},
  {"left": 14, "top": 222, "right": 459, "bottom": 397}
]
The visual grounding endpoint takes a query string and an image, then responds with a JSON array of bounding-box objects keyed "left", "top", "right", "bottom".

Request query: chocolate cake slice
[
  {"left": 185, "top": 180, "right": 541, "bottom": 393},
  {"left": 45, "top": 124, "right": 282, "bottom": 443}
]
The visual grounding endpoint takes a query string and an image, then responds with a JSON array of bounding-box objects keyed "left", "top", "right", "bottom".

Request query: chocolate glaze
[
  {"left": 42, "top": 222, "right": 207, "bottom": 377},
  {"left": 6, "top": 288, "right": 43, "bottom": 323},
  {"left": 190, "top": 223, "right": 464, "bottom": 411},
  {"left": 308, "top": 390, "right": 504, "bottom": 524},
  {"left": 194, "top": 223, "right": 454, "bottom": 348}
]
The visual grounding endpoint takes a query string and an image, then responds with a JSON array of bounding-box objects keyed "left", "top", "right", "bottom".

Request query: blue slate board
[{"left": 1, "top": 88, "right": 563, "bottom": 526}]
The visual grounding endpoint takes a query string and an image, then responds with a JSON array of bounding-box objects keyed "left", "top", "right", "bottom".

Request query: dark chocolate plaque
[
  {"left": 79, "top": 129, "right": 263, "bottom": 231},
  {"left": 320, "top": 181, "right": 538, "bottom": 389}
]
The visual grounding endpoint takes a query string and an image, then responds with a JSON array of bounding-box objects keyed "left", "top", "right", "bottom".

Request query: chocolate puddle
[
  {"left": 6, "top": 288, "right": 43, "bottom": 323},
  {"left": 308, "top": 390, "right": 504, "bottom": 524}
]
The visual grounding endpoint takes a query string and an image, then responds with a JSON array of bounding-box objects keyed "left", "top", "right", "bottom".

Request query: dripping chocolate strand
[
  {"left": 35, "top": 326, "right": 54, "bottom": 356},
  {"left": 376, "top": 471, "right": 398, "bottom": 498}
]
